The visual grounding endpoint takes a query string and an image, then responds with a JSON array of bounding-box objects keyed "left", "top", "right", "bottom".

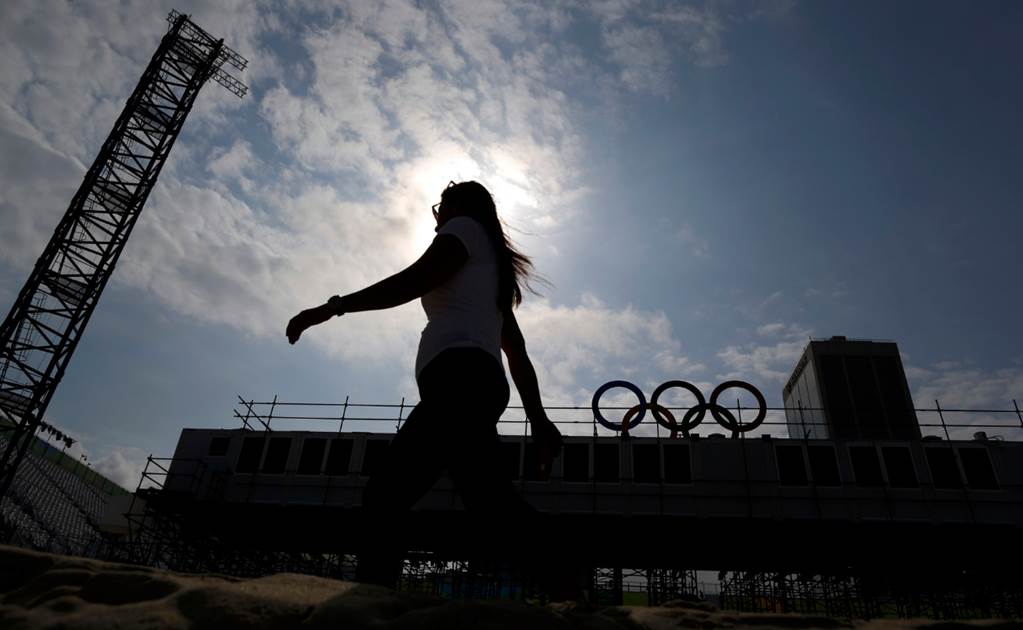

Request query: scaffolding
[
  {"left": 719, "top": 569, "right": 1023, "bottom": 620},
  {"left": 118, "top": 395, "right": 1023, "bottom": 617}
]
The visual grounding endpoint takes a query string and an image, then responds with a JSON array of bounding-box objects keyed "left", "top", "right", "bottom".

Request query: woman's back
[{"left": 416, "top": 216, "right": 503, "bottom": 378}]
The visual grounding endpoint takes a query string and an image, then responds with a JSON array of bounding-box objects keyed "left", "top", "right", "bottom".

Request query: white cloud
[
  {"left": 717, "top": 321, "right": 811, "bottom": 390},
  {"left": 717, "top": 339, "right": 805, "bottom": 385},
  {"left": 602, "top": 24, "right": 673, "bottom": 94},
  {"left": 587, "top": 0, "right": 775, "bottom": 94},
  {"left": 652, "top": 5, "right": 728, "bottom": 68},
  {"left": 207, "top": 140, "right": 256, "bottom": 183},
  {"left": 92, "top": 449, "right": 147, "bottom": 490},
  {"left": 905, "top": 362, "right": 1023, "bottom": 440},
  {"left": 756, "top": 322, "right": 787, "bottom": 337},
  {"left": 514, "top": 294, "right": 703, "bottom": 410},
  {"left": 756, "top": 322, "right": 808, "bottom": 338},
  {"left": 908, "top": 364, "right": 1023, "bottom": 411},
  {"left": 0, "top": 108, "right": 83, "bottom": 265}
]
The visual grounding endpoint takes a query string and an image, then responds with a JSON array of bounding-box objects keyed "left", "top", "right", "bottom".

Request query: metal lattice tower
[{"left": 0, "top": 10, "right": 247, "bottom": 508}]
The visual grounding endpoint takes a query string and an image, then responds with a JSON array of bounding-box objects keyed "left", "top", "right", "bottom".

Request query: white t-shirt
[{"left": 415, "top": 216, "right": 505, "bottom": 378}]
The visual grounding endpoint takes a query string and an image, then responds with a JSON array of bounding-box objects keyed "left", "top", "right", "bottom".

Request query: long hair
[{"left": 440, "top": 181, "right": 539, "bottom": 311}]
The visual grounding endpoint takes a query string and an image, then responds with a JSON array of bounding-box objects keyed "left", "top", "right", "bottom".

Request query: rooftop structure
[{"left": 783, "top": 337, "right": 920, "bottom": 441}]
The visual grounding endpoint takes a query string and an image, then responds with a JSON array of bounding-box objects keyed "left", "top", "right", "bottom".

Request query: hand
[
  {"left": 286, "top": 305, "right": 333, "bottom": 345},
  {"left": 530, "top": 417, "right": 563, "bottom": 480}
]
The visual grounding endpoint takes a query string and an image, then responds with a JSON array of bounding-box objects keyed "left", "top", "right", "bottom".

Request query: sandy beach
[{"left": 1, "top": 545, "right": 1016, "bottom": 629}]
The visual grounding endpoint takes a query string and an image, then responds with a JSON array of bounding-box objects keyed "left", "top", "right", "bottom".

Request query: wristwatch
[{"left": 327, "top": 295, "right": 345, "bottom": 316}]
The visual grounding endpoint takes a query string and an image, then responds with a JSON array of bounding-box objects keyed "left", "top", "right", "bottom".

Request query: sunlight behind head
[{"left": 405, "top": 149, "right": 541, "bottom": 259}]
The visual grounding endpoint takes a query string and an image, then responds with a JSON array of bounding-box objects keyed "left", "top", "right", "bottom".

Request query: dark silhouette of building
[{"left": 784, "top": 337, "right": 920, "bottom": 441}]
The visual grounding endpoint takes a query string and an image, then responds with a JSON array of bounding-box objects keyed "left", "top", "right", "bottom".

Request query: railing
[
  {"left": 229, "top": 395, "right": 1023, "bottom": 442},
  {"left": 136, "top": 456, "right": 207, "bottom": 495}
]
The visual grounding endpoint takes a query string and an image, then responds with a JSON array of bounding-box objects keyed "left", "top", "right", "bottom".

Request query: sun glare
[{"left": 403, "top": 145, "right": 541, "bottom": 258}]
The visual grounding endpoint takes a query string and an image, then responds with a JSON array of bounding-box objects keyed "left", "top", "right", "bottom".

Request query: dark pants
[{"left": 355, "top": 347, "right": 532, "bottom": 587}]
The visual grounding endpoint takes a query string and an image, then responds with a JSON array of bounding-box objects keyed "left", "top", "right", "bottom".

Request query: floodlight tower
[{"left": 0, "top": 10, "right": 247, "bottom": 506}]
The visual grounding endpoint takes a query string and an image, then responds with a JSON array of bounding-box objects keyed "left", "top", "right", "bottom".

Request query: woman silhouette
[{"left": 286, "top": 181, "right": 564, "bottom": 590}]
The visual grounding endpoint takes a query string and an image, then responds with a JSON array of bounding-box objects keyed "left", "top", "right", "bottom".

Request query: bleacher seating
[{"left": 0, "top": 433, "right": 128, "bottom": 558}]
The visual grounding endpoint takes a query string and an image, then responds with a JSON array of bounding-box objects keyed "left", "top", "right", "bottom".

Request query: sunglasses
[{"left": 431, "top": 181, "right": 458, "bottom": 220}]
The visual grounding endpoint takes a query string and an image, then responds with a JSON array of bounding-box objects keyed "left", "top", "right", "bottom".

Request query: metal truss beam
[{"left": 0, "top": 11, "right": 246, "bottom": 512}]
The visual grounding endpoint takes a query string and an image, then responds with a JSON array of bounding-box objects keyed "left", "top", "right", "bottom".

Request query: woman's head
[
  {"left": 434, "top": 180, "right": 538, "bottom": 311},
  {"left": 434, "top": 180, "right": 492, "bottom": 228}
]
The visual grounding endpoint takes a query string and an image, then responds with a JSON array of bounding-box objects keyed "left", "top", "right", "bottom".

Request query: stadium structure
[
  {"left": 117, "top": 340, "right": 1023, "bottom": 618},
  {"left": 0, "top": 419, "right": 128, "bottom": 558}
]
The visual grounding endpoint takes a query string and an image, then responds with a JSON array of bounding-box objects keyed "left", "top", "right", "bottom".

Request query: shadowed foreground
[{"left": 0, "top": 546, "right": 1013, "bottom": 629}]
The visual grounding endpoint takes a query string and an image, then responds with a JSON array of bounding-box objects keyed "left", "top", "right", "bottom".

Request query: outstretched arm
[
  {"left": 286, "top": 235, "right": 467, "bottom": 344},
  {"left": 502, "top": 309, "right": 563, "bottom": 476},
  {"left": 341, "top": 234, "right": 467, "bottom": 313}
]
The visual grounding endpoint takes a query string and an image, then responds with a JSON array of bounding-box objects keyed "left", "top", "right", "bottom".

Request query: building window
[
  {"left": 594, "top": 443, "right": 619, "bottom": 482},
  {"left": 881, "top": 447, "right": 917, "bottom": 488},
  {"left": 562, "top": 443, "right": 588, "bottom": 482},
  {"left": 662, "top": 444, "right": 691, "bottom": 484},
  {"left": 208, "top": 437, "right": 230, "bottom": 457},
  {"left": 776, "top": 445, "right": 808, "bottom": 485},
  {"left": 807, "top": 445, "right": 840, "bottom": 486},
  {"left": 959, "top": 448, "right": 998, "bottom": 490},
  {"left": 849, "top": 446, "right": 884, "bottom": 487},
  {"left": 501, "top": 441, "right": 521, "bottom": 480},
  {"left": 925, "top": 448, "right": 963, "bottom": 489},
  {"left": 297, "top": 438, "right": 327, "bottom": 475},
  {"left": 360, "top": 440, "right": 390, "bottom": 477},
  {"left": 236, "top": 436, "right": 265, "bottom": 473},
  {"left": 261, "top": 437, "right": 292, "bottom": 474},
  {"left": 324, "top": 438, "right": 353, "bottom": 476},
  {"left": 632, "top": 444, "right": 660, "bottom": 483}
]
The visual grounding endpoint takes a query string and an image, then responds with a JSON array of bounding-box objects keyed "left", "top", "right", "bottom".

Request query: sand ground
[{"left": 0, "top": 545, "right": 1016, "bottom": 629}]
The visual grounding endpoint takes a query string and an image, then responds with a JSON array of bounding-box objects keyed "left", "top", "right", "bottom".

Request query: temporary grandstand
[{"left": 0, "top": 419, "right": 129, "bottom": 559}]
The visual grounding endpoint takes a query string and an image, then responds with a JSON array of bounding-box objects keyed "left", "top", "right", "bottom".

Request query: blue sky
[{"left": 1, "top": 0, "right": 1021, "bottom": 488}]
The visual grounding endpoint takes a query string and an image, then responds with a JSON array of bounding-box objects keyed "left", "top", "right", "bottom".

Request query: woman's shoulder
[
  {"left": 440, "top": 215, "right": 486, "bottom": 234},
  {"left": 439, "top": 216, "right": 491, "bottom": 254}
]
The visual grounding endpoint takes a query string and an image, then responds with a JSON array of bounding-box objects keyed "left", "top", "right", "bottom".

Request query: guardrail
[{"left": 229, "top": 395, "right": 1023, "bottom": 442}]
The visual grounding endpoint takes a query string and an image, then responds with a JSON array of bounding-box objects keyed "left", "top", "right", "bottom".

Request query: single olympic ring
[
  {"left": 592, "top": 379, "right": 767, "bottom": 437},
  {"left": 591, "top": 381, "right": 647, "bottom": 430},
  {"left": 652, "top": 380, "right": 706, "bottom": 435},
  {"left": 709, "top": 380, "right": 767, "bottom": 436}
]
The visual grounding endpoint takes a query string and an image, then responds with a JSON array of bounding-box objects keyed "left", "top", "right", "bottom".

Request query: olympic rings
[{"left": 591, "top": 379, "right": 767, "bottom": 437}]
